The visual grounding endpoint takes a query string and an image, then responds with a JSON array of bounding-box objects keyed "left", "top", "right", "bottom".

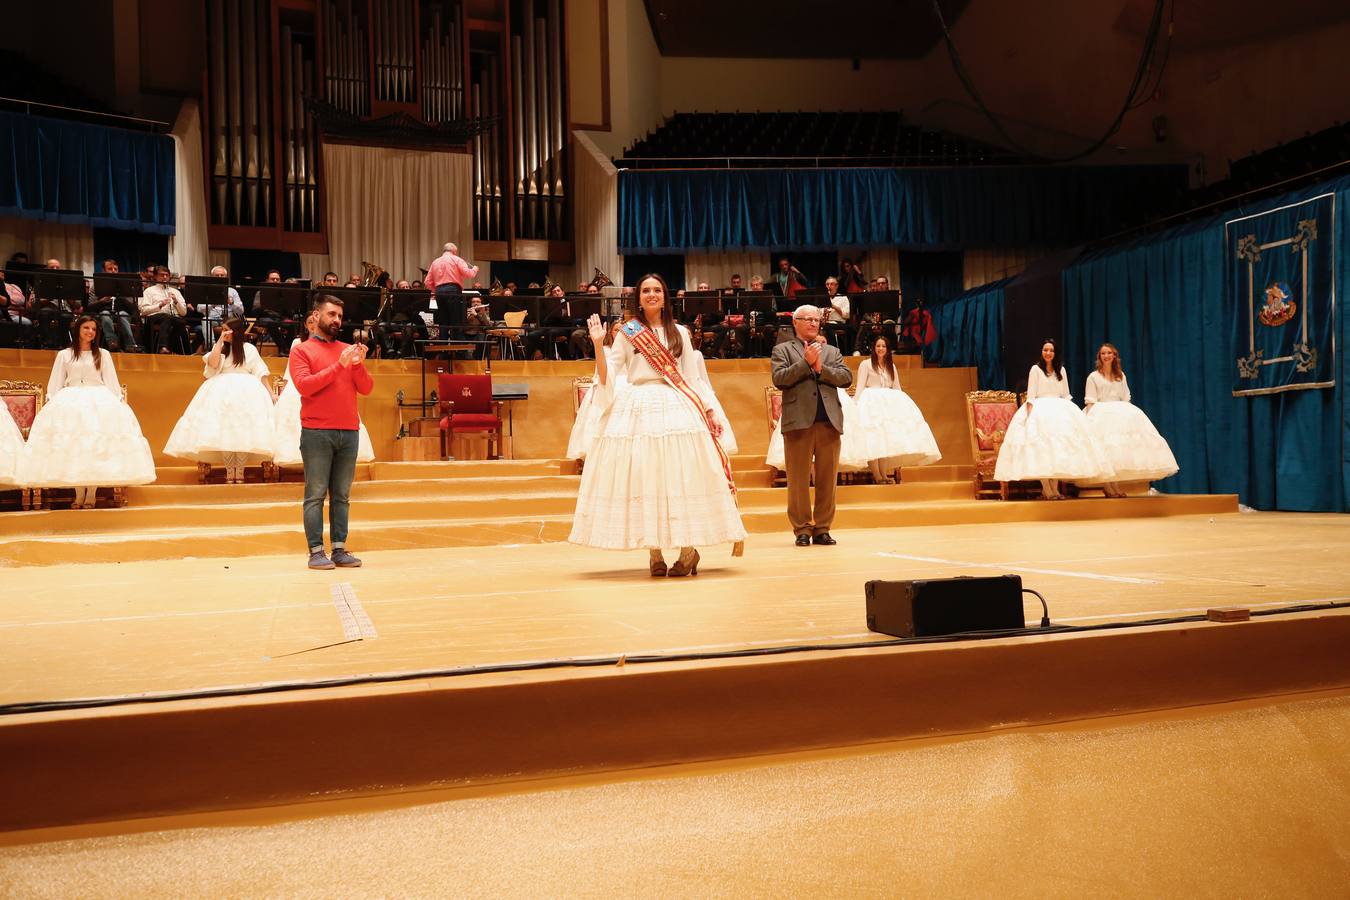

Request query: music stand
[
  {"left": 256, "top": 285, "right": 311, "bottom": 318},
  {"left": 488, "top": 297, "right": 530, "bottom": 321},
  {"left": 678, "top": 296, "right": 721, "bottom": 322},
  {"left": 316, "top": 286, "right": 382, "bottom": 323},
  {"left": 90, "top": 274, "right": 144, "bottom": 315},
  {"left": 2, "top": 261, "right": 43, "bottom": 295},
  {"left": 33, "top": 269, "right": 88, "bottom": 308},
  {"left": 537, "top": 295, "right": 566, "bottom": 322},
  {"left": 565, "top": 296, "right": 603, "bottom": 319},
  {"left": 733, "top": 293, "right": 776, "bottom": 318},
  {"left": 857, "top": 290, "right": 901, "bottom": 321},
  {"left": 386, "top": 289, "right": 431, "bottom": 319},
  {"left": 182, "top": 275, "right": 229, "bottom": 318}
]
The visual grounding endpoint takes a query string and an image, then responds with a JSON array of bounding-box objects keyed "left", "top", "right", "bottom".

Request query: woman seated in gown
[
  {"left": 1082, "top": 342, "right": 1178, "bottom": 497},
  {"left": 20, "top": 315, "right": 156, "bottom": 507},
  {"left": 164, "top": 318, "right": 276, "bottom": 483},
  {"left": 993, "top": 338, "right": 1113, "bottom": 500}
]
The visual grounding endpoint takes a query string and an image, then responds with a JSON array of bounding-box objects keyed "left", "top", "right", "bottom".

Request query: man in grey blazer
[{"left": 771, "top": 305, "right": 854, "bottom": 546}]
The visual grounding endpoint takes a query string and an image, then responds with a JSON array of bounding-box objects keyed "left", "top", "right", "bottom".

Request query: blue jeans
[{"left": 300, "top": 428, "right": 359, "bottom": 553}]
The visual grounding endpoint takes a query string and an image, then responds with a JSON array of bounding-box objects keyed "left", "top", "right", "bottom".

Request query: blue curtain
[
  {"left": 924, "top": 278, "right": 1010, "bottom": 390},
  {"left": 0, "top": 112, "right": 175, "bottom": 235},
  {"left": 1061, "top": 174, "right": 1350, "bottom": 511},
  {"left": 618, "top": 166, "right": 1185, "bottom": 253}
]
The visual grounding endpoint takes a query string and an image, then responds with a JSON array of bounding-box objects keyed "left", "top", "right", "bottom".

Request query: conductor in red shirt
[{"left": 289, "top": 295, "right": 374, "bottom": 570}]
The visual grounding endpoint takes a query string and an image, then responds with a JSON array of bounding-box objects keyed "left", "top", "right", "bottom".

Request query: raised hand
[{"left": 587, "top": 313, "right": 606, "bottom": 344}]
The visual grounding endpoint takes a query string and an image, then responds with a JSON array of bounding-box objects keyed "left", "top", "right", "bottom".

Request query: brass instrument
[
  {"left": 354, "top": 261, "right": 391, "bottom": 348},
  {"left": 489, "top": 277, "right": 504, "bottom": 296},
  {"left": 589, "top": 268, "right": 613, "bottom": 290}
]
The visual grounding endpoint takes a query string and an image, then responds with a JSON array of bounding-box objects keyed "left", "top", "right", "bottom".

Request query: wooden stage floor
[{"left": 3, "top": 509, "right": 1347, "bottom": 709}]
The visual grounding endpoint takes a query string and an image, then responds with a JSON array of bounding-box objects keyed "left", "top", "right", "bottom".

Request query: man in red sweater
[{"left": 289, "top": 295, "right": 374, "bottom": 569}]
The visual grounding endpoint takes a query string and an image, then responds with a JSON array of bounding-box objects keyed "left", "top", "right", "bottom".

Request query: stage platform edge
[{"left": 3, "top": 608, "right": 1348, "bottom": 835}]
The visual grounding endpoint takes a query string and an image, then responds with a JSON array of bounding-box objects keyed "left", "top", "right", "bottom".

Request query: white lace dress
[
  {"left": 854, "top": 359, "right": 942, "bottom": 468},
  {"left": 993, "top": 365, "right": 1114, "bottom": 482},
  {"left": 566, "top": 345, "right": 627, "bottom": 461},
  {"left": 164, "top": 343, "right": 277, "bottom": 463},
  {"left": 19, "top": 348, "right": 157, "bottom": 487},
  {"left": 0, "top": 401, "right": 27, "bottom": 486},
  {"left": 1082, "top": 372, "right": 1179, "bottom": 482},
  {"left": 272, "top": 338, "right": 375, "bottom": 465},
  {"left": 568, "top": 322, "right": 746, "bottom": 550}
]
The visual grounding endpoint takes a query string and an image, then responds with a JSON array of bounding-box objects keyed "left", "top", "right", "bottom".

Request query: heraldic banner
[{"left": 1227, "top": 192, "right": 1336, "bottom": 396}]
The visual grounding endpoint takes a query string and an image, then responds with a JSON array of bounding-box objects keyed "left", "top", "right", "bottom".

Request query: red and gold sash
[{"left": 622, "top": 320, "right": 744, "bottom": 555}]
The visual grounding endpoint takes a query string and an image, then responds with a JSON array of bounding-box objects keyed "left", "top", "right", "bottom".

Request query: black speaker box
[{"left": 865, "top": 575, "right": 1025, "bottom": 638}]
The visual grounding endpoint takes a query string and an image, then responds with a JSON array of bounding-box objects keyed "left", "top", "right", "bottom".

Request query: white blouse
[
  {"left": 204, "top": 341, "right": 271, "bottom": 380},
  {"left": 47, "top": 348, "right": 121, "bottom": 399},
  {"left": 596, "top": 323, "right": 715, "bottom": 411},
  {"left": 1085, "top": 371, "right": 1131, "bottom": 404},
  {"left": 1026, "top": 364, "right": 1071, "bottom": 400},
  {"left": 855, "top": 358, "right": 899, "bottom": 396}
]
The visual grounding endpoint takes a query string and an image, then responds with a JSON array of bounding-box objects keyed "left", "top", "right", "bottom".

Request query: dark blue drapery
[
  {"left": 0, "top": 112, "right": 175, "bottom": 235},
  {"left": 923, "top": 278, "right": 1010, "bottom": 391},
  {"left": 618, "top": 166, "right": 1185, "bottom": 253},
  {"left": 1061, "top": 174, "right": 1350, "bottom": 511}
]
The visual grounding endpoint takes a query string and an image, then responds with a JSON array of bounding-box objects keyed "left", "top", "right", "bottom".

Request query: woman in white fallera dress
[
  {"left": 164, "top": 318, "right": 275, "bottom": 483},
  {"left": 568, "top": 274, "right": 746, "bottom": 577},
  {"left": 854, "top": 334, "right": 941, "bottom": 483},
  {"left": 1082, "top": 343, "right": 1179, "bottom": 497},
  {"left": 20, "top": 316, "right": 156, "bottom": 507},
  {"left": 0, "top": 401, "right": 24, "bottom": 487},
  {"left": 993, "top": 338, "right": 1113, "bottom": 500},
  {"left": 765, "top": 334, "right": 869, "bottom": 473},
  {"left": 272, "top": 313, "right": 375, "bottom": 465}
]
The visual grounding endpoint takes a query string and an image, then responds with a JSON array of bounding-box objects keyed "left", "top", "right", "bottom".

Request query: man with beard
[{"left": 288, "top": 294, "right": 373, "bottom": 570}]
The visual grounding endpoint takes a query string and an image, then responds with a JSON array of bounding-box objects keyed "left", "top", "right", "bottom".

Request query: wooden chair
[
  {"left": 572, "top": 376, "right": 593, "bottom": 412},
  {"left": 764, "top": 386, "right": 785, "bottom": 487},
  {"left": 0, "top": 379, "right": 44, "bottom": 510},
  {"left": 964, "top": 390, "right": 1031, "bottom": 500},
  {"left": 437, "top": 373, "right": 504, "bottom": 459},
  {"left": 486, "top": 310, "right": 528, "bottom": 360}
]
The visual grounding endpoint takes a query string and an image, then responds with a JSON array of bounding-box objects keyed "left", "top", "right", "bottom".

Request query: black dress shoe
[
  {"left": 795, "top": 534, "right": 812, "bottom": 547},
  {"left": 812, "top": 532, "right": 837, "bottom": 546}
]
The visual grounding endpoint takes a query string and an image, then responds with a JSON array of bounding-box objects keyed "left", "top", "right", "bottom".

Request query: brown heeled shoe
[
  {"left": 649, "top": 551, "right": 667, "bottom": 577},
  {"left": 667, "top": 548, "right": 700, "bottom": 577}
]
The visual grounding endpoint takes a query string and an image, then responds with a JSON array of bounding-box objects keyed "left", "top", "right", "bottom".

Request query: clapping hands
[
  {"left": 803, "top": 339, "right": 822, "bottom": 372},
  {"left": 339, "top": 342, "right": 368, "bottom": 367}
]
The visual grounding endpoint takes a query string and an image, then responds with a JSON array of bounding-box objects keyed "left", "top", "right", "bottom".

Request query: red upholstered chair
[
  {"left": 965, "top": 390, "right": 1037, "bottom": 500},
  {"left": 437, "top": 373, "right": 503, "bottom": 459}
]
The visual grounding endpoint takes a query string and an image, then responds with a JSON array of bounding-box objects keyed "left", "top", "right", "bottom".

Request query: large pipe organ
[{"left": 202, "top": 0, "right": 571, "bottom": 261}]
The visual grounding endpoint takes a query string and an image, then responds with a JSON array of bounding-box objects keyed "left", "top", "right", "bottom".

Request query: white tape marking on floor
[
  {"left": 876, "top": 552, "right": 1161, "bottom": 585},
  {"left": 331, "top": 582, "right": 378, "bottom": 640}
]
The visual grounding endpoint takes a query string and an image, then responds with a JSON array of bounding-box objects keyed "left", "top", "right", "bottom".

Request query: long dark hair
[
  {"left": 1037, "top": 338, "right": 1063, "bottom": 381},
  {"left": 69, "top": 315, "right": 102, "bottom": 370},
  {"left": 869, "top": 333, "right": 897, "bottom": 384},
  {"left": 635, "top": 273, "right": 682, "bottom": 358},
  {"left": 223, "top": 317, "right": 248, "bottom": 367}
]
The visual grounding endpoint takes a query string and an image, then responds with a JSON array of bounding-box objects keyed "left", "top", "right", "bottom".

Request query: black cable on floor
[{"left": 4, "top": 600, "right": 1346, "bottom": 717}]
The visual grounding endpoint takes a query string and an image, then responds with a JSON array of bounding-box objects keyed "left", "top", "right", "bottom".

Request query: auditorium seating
[{"left": 616, "top": 111, "right": 1020, "bottom": 169}]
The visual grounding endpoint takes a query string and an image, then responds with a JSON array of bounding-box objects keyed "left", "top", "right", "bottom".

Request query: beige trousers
[{"left": 783, "top": 421, "right": 842, "bottom": 536}]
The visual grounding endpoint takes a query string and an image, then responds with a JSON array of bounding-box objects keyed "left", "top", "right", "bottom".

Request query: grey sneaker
[
  {"left": 308, "top": 550, "right": 336, "bottom": 570},
  {"left": 331, "top": 548, "right": 363, "bottom": 568}
]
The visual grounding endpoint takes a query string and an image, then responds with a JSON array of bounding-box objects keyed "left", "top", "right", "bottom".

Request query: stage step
[{"left": 0, "top": 492, "right": 1239, "bottom": 566}]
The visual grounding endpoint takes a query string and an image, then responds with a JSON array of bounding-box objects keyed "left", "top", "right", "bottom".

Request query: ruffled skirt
[
  {"left": 0, "top": 404, "right": 27, "bottom": 486},
  {"left": 271, "top": 378, "right": 375, "bottom": 466},
  {"left": 766, "top": 388, "right": 868, "bottom": 471},
  {"left": 1083, "top": 401, "right": 1179, "bottom": 482},
  {"left": 164, "top": 372, "right": 276, "bottom": 463},
  {"left": 856, "top": 387, "right": 942, "bottom": 468},
  {"left": 568, "top": 381, "right": 747, "bottom": 550},
  {"left": 20, "top": 386, "right": 157, "bottom": 487},
  {"left": 993, "top": 397, "right": 1115, "bottom": 482}
]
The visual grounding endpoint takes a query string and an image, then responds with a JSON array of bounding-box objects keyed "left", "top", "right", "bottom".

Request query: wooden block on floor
[
  {"left": 450, "top": 434, "right": 491, "bottom": 460},
  {"left": 399, "top": 436, "right": 441, "bottom": 461}
]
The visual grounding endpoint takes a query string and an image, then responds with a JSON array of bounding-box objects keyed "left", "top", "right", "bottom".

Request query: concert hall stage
[{"left": 2, "top": 349, "right": 1348, "bottom": 893}]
